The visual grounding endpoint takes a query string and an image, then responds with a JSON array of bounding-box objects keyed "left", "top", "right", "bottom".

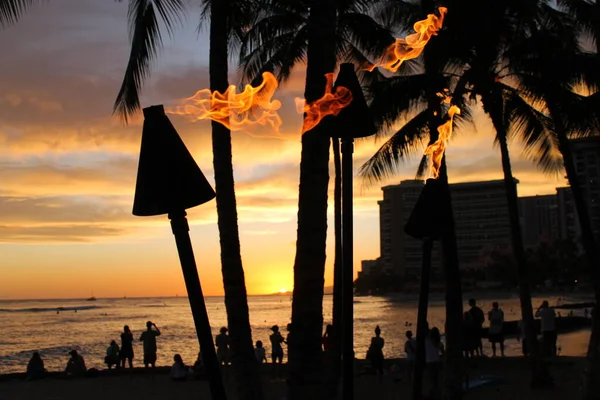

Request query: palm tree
[
  {"left": 113, "top": 1, "right": 263, "bottom": 400},
  {"left": 0, "top": 0, "right": 40, "bottom": 28},
  {"left": 238, "top": 1, "right": 392, "bottom": 397},
  {"left": 510, "top": 20, "right": 600, "bottom": 398}
]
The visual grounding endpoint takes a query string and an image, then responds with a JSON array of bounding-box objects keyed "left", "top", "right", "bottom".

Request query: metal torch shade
[
  {"left": 331, "top": 63, "right": 377, "bottom": 139},
  {"left": 132, "top": 105, "right": 216, "bottom": 216},
  {"left": 404, "top": 178, "right": 452, "bottom": 241}
]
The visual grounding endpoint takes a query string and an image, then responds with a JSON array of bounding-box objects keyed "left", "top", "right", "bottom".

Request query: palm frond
[
  {"left": 358, "top": 109, "right": 429, "bottom": 185},
  {"left": 0, "top": 0, "right": 41, "bottom": 28},
  {"left": 113, "top": 0, "right": 185, "bottom": 122}
]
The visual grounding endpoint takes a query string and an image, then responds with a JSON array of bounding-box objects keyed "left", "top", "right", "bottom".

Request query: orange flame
[
  {"left": 424, "top": 94, "right": 460, "bottom": 179},
  {"left": 167, "top": 72, "right": 283, "bottom": 137},
  {"left": 295, "top": 73, "right": 353, "bottom": 134},
  {"left": 366, "top": 7, "right": 447, "bottom": 73}
]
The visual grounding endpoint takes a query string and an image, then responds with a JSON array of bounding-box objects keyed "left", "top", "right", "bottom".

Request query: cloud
[{"left": 0, "top": 225, "right": 128, "bottom": 243}]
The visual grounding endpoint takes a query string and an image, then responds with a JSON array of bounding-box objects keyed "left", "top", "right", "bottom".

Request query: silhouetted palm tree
[
  {"left": 511, "top": 20, "right": 600, "bottom": 398},
  {"left": 113, "top": 1, "right": 263, "bottom": 400},
  {"left": 0, "top": 0, "right": 39, "bottom": 28},
  {"left": 239, "top": 1, "right": 392, "bottom": 396}
]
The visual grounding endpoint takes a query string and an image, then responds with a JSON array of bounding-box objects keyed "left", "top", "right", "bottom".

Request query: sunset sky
[{"left": 0, "top": 0, "right": 567, "bottom": 299}]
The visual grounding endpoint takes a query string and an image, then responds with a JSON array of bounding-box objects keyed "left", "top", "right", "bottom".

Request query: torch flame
[
  {"left": 295, "top": 73, "right": 353, "bottom": 134},
  {"left": 167, "top": 72, "right": 283, "bottom": 137},
  {"left": 366, "top": 7, "right": 447, "bottom": 73},
  {"left": 424, "top": 104, "right": 460, "bottom": 179}
]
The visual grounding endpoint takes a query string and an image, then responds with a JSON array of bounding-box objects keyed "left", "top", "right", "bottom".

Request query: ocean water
[{"left": 0, "top": 294, "right": 592, "bottom": 374}]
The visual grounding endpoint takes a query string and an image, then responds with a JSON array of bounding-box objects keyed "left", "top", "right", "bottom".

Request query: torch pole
[
  {"left": 169, "top": 210, "right": 227, "bottom": 400},
  {"left": 341, "top": 137, "right": 354, "bottom": 400},
  {"left": 412, "top": 239, "right": 433, "bottom": 400}
]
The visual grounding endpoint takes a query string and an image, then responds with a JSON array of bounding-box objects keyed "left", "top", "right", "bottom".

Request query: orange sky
[{"left": 0, "top": 1, "right": 567, "bottom": 299}]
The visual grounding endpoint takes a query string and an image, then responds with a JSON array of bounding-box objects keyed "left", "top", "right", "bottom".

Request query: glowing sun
[{"left": 279, "top": 288, "right": 288, "bottom": 294}]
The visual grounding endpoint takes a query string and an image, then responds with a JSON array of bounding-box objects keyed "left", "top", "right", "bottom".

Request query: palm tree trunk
[
  {"left": 209, "top": 2, "right": 263, "bottom": 400},
  {"left": 551, "top": 121, "right": 600, "bottom": 400},
  {"left": 483, "top": 92, "right": 552, "bottom": 388},
  {"left": 329, "top": 136, "right": 343, "bottom": 397},
  {"left": 288, "top": 0, "right": 336, "bottom": 399}
]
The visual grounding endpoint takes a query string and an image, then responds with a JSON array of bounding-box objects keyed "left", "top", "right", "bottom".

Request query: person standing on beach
[
  {"left": 488, "top": 302, "right": 505, "bottom": 357},
  {"left": 270, "top": 325, "right": 285, "bottom": 373},
  {"left": 139, "top": 321, "right": 161, "bottom": 368},
  {"left": 536, "top": 300, "right": 557, "bottom": 357},
  {"left": 215, "top": 327, "right": 231, "bottom": 365},
  {"left": 120, "top": 325, "right": 134, "bottom": 369},
  {"left": 404, "top": 330, "right": 416, "bottom": 381},
  {"left": 255, "top": 340, "right": 267, "bottom": 364},
  {"left": 468, "top": 298, "right": 485, "bottom": 356},
  {"left": 367, "top": 326, "right": 385, "bottom": 382}
]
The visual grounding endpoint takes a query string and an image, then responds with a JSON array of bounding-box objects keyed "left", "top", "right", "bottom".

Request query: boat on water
[{"left": 86, "top": 296, "right": 97, "bottom": 301}]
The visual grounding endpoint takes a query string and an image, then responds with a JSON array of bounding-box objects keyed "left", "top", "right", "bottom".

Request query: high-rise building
[
  {"left": 519, "top": 194, "right": 558, "bottom": 247},
  {"left": 570, "top": 137, "right": 600, "bottom": 241},
  {"left": 371, "top": 179, "right": 513, "bottom": 279},
  {"left": 555, "top": 186, "right": 580, "bottom": 240}
]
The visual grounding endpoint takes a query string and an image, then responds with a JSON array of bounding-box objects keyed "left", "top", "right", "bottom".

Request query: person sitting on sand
[
  {"left": 404, "top": 330, "right": 416, "bottom": 381},
  {"left": 140, "top": 321, "right": 161, "bottom": 368},
  {"left": 193, "top": 352, "right": 205, "bottom": 379},
  {"left": 120, "top": 325, "right": 134, "bottom": 369},
  {"left": 170, "top": 354, "right": 187, "bottom": 381},
  {"left": 105, "top": 340, "right": 120, "bottom": 369},
  {"left": 468, "top": 298, "right": 485, "bottom": 357},
  {"left": 255, "top": 340, "right": 267, "bottom": 364},
  {"left": 65, "top": 350, "right": 87, "bottom": 378},
  {"left": 270, "top": 325, "right": 285, "bottom": 372},
  {"left": 488, "top": 302, "right": 505, "bottom": 357},
  {"left": 367, "top": 326, "right": 385, "bottom": 381},
  {"left": 215, "top": 327, "right": 231, "bottom": 366},
  {"left": 26, "top": 352, "right": 46, "bottom": 380}
]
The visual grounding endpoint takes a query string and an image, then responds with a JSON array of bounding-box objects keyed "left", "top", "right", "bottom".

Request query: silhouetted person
[
  {"left": 270, "top": 325, "right": 285, "bottom": 373},
  {"left": 488, "top": 302, "right": 505, "bottom": 357},
  {"left": 468, "top": 298, "right": 485, "bottom": 356},
  {"left": 463, "top": 311, "right": 475, "bottom": 358},
  {"left": 425, "top": 327, "right": 444, "bottom": 399},
  {"left": 65, "top": 350, "right": 86, "bottom": 378},
  {"left": 193, "top": 352, "right": 205, "bottom": 379},
  {"left": 26, "top": 352, "right": 46, "bottom": 380},
  {"left": 517, "top": 319, "right": 529, "bottom": 356},
  {"left": 255, "top": 340, "right": 267, "bottom": 364},
  {"left": 536, "top": 300, "right": 557, "bottom": 357},
  {"left": 284, "top": 323, "right": 292, "bottom": 347},
  {"left": 120, "top": 325, "right": 134, "bottom": 368},
  {"left": 404, "top": 330, "right": 416, "bottom": 381},
  {"left": 140, "top": 321, "right": 161, "bottom": 368},
  {"left": 105, "top": 340, "right": 120, "bottom": 369},
  {"left": 368, "top": 325, "right": 385, "bottom": 381},
  {"left": 215, "top": 327, "right": 231, "bottom": 366},
  {"left": 171, "top": 354, "right": 187, "bottom": 381}
]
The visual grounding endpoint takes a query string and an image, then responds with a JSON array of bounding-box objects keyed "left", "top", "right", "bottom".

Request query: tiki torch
[
  {"left": 331, "top": 63, "right": 377, "bottom": 400},
  {"left": 132, "top": 105, "right": 226, "bottom": 400},
  {"left": 404, "top": 178, "right": 452, "bottom": 400}
]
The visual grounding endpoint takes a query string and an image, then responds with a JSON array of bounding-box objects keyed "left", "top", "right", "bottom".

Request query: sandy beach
[{"left": 0, "top": 356, "right": 591, "bottom": 400}]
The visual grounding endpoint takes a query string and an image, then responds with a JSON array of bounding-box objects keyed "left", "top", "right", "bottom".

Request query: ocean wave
[{"left": 0, "top": 305, "right": 102, "bottom": 313}]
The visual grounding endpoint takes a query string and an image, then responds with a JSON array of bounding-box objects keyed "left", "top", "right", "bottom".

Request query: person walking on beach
[
  {"left": 120, "top": 325, "right": 134, "bottom": 369},
  {"left": 425, "top": 327, "right": 444, "bottom": 399},
  {"left": 488, "top": 302, "right": 505, "bottom": 357},
  {"left": 367, "top": 325, "right": 385, "bottom": 382},
  {"left": 140, "top": 321, "right": 161, "bottom": 368},
  {"left": 468, "top": 298, "right": 485, "bottom": 356},
  {"left": 255, "top": 340, "right": 267, "bottom": 364},
  {"left": 215, "top": 327, "right": 231, "bottom": 366},
  {"left": 404, "top": 330, "right": 416, "bottom": 381},
  {"left": 536, "top": 300, "right": 557, "bottom": 357},
  {"left": 105, "top": 340, "right": 120, "bottom": 370},
  {"left": 26, "top": 352, "right": 46, "bottom": 380},
  {"left": 65, "top": 350, "right": 87, "bottom": 378},
  {"left": 270, "top": 325, "right": 285, "bottom": 374}
]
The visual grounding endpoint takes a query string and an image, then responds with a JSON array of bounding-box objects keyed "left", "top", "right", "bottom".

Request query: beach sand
[{"left": 0, "top": 356, "right": 590, "bottom": 400}]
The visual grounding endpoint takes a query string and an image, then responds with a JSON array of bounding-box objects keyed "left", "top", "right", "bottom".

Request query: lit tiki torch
[
  {"left": 405, "top": 102, "right": 460, "bottom": 400},
  {"left": 132, "top": 105, "right": 227, "bottom": 400},
  {"left": 330, "top": 63, "right": 377, "bottom": 400}
]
